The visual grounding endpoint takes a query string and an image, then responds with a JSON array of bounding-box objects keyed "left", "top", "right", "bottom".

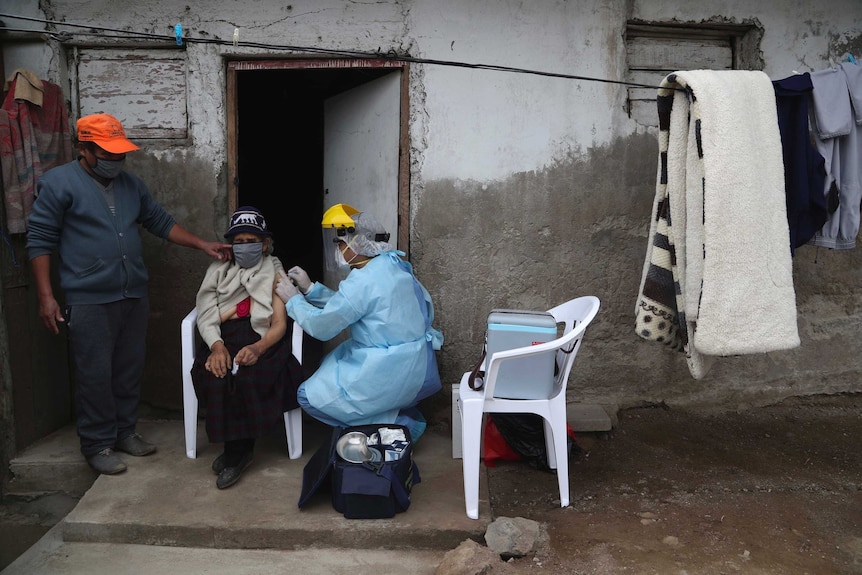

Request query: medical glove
[
  {"left": 287, "top": 266, "right": 312, "bottom": 293},
  {"left": 276, "top": 270, "right": 300, "bottom": 302}
]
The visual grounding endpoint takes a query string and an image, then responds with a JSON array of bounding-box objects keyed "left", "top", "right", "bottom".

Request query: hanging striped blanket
[{"left": 635, "top": 70, "right": 799, "bottom": 379}]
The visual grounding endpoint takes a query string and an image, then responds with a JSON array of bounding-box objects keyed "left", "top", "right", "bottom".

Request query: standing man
[{"left": 26, "top": 113, "right": 230, "bottom": 475}]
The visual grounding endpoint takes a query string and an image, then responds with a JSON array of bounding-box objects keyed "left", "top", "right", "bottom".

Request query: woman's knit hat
[{"left": 224, "top": 206, "right": 272, "bottom": 238}]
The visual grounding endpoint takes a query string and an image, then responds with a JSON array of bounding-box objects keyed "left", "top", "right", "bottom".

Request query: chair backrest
[
  {"left": 546, "top": 295, "right": 600, "bottom": 394},
  {"left": 483, "top": 295, "right": 600, "bottom": 400}
]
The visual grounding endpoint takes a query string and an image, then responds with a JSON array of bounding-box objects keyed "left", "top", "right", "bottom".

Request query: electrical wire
[{"left": 0, "top": 12, "right": 675, "bottom": 91}]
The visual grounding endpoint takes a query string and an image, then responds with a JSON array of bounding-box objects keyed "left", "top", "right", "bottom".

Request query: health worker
[{"left": 275, "top": 204, "right": 442, "bottom": 440}]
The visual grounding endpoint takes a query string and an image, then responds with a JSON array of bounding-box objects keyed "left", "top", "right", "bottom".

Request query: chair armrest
[
  {"left": 183, "top": 307, "right": 302, "bottom": 366},
  {"left": 181, "top": 307, "right": 199, "bottom": 459},
  {"left": 291, "top": 321, "right": 303, "bottom": 365},
  {"left": 181, "top": 307, "right": 199, "bottom": 328}
]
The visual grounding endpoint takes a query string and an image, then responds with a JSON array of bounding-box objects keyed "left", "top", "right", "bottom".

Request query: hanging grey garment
[{"left": 807, "top": 62, "right": 862, "bottom": 250}]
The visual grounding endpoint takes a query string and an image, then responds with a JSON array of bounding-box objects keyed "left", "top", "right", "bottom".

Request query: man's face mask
[
  {"left": 232, "top": 242, "right": 263, "bottom": 268},
  {"left": 92, "top": 157, "right": 126, "bottom": 180}
]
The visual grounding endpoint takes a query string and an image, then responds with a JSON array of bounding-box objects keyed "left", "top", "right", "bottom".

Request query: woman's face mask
[
  {"left": 333, "top": 246, "right": 349, "bottom": 269},
  {"left": 232, "top": 242, "right": 263, "bottom": 268},
  {"left": 335, "top": 239, "right": 372, "bottom": 270},
  {"left": 334, "top": 241, "right": 356, "bottom": 270},
  {"left": 92, "top": 157, "right": 126, "bottom": 180}
]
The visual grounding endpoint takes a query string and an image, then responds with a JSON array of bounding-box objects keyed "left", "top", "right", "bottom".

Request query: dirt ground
[
  {"left": 2, "top": 394, "right": 861, "bottom": 573},
  {"left": 486, "top": 394, "right": 862, "bottom": 575}
]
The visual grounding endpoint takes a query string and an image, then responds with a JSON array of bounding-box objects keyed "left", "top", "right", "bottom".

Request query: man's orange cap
[{"left": 76, "top": 113, "right": 140, "bottom": 154}]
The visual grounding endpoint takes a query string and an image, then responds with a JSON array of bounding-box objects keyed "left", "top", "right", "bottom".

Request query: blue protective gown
[{"left": 286, "top": 251, "right": 443, "bottom": 427}]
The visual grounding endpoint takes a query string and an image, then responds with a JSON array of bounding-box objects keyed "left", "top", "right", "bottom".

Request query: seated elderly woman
[{"left": 190, "top": 206, "right": 302, "bottom": 489}]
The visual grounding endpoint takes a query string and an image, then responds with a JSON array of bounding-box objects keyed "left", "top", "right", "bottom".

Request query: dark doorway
[{"left": 231, "top": 62, "right": 404, "bottom": 373}]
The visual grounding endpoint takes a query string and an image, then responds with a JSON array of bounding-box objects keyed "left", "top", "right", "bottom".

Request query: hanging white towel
[{"left": 636, "top": 69, "right": 799, "bottom": 379}]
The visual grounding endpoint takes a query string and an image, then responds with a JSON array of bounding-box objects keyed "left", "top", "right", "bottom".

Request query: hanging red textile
[{"left": 1, "top": 70, "right": 73, "bottom": 234}]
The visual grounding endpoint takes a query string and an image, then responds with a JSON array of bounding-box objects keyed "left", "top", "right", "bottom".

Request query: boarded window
[
  {"left": 76, "top": 49, "right": 188, "bottom": 139},
  {"left": 625, "top": 23, "right": 758, "bottom": 126}
]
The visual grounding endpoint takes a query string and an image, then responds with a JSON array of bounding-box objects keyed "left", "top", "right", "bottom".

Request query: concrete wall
[{"left": 3, "top": 0, "right": 862, "bottom": 427}]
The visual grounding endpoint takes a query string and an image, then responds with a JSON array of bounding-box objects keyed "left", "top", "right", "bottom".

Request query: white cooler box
[{"left": 485, "top": 309, "right": 557, "bottom": 399}]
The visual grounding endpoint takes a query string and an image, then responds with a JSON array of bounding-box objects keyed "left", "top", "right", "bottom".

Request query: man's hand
[
  {"left": 166, "top": 224, "right": 231, "bottom": 260},
  {"left": 201, "top": 240, "right": 233, "bottom": 261},
  {"left": 32, "top": 255, "right": 63, "bottom": 334},
  {"left": 37, "top": 296, "right": 64, "bottom": 335}
]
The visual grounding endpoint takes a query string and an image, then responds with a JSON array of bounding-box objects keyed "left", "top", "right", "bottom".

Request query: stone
[
  {"left": 434, "top": 539, "right": 498, "bottom": 575},
  {"left": 484, "top": 516, "right": 544, "bottom": 559}
]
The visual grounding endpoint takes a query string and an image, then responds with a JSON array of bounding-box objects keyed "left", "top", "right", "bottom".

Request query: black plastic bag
[{"left": 489, "top": 413, "right": 578, "bottom": 472}]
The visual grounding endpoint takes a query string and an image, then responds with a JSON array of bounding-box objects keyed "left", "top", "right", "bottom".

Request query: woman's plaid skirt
[{"left": 191, "top": 317, "right": 303, "bottom": 444}]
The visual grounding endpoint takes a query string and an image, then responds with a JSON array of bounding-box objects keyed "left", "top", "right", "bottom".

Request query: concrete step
[
  {"left": 567, "top": 402, "right": 615, "bottom": 432},
  {"left": 5, "top": 403, "right": 609, "bottom": 560},
  {"left": 15, "top": 417, "right": 489, "bottom": 552},
  {"left": 7, "top": 426, "right": 97, "bottom": 498},
  {"left": 7, "top": 403, "right": 612, "bottom": 498},
  {"left": 3, "top": 522, "right": 446, "bottom": 575}
]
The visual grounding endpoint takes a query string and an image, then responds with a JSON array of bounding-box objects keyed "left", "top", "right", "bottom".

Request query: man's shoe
[
  {"left": 216, "top": 452, "right": 253, "bottom": 489},
  {"left": 212, "top": 453, "right": 226, "bottom": 475},
  {"left": 86, "top": 448, "right": 127, "bottom": 475},
  {"left": 115, "top": 433, "right": 156, "bottom": 456}
]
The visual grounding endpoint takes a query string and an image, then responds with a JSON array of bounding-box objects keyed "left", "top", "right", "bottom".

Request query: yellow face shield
[{"left": 322, "top": 204, "right": 360, "bottom": 271}]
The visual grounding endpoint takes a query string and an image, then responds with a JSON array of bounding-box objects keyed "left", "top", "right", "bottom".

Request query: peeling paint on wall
[
  {"left": 3, "top": 0, "right": 861, "bottom": 419},
  {"left": 415, "top": 129, "right": 862, "bottom": 418}
]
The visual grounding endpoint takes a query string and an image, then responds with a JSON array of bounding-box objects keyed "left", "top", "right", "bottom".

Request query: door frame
[{"left": 225, "top": 58, "right": 411, "bottom": 254}]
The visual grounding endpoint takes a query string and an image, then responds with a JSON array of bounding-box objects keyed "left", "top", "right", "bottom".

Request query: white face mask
[{"left": 334, "top": 243, "right": 352, "bottom": 270}]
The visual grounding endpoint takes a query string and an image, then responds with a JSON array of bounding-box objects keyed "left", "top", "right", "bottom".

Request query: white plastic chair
[
  {"left": 458, "top": 295, "right": 601, "bottom": 519},
  {"left": 181, "top": 307, "right": 304, "bottom": 460}
]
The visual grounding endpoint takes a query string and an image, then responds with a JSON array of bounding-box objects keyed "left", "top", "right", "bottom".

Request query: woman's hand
[
  {"left": 205, "top": 341, "right": 232, "bottom": 378},
  {"left": 234, "top": 343, "right": 262, "bottom": 367}
]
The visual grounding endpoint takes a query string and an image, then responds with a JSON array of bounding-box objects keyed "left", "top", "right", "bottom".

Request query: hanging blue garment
[{"left": 772, "top": 73, "right": 828, "bottom": 254}]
